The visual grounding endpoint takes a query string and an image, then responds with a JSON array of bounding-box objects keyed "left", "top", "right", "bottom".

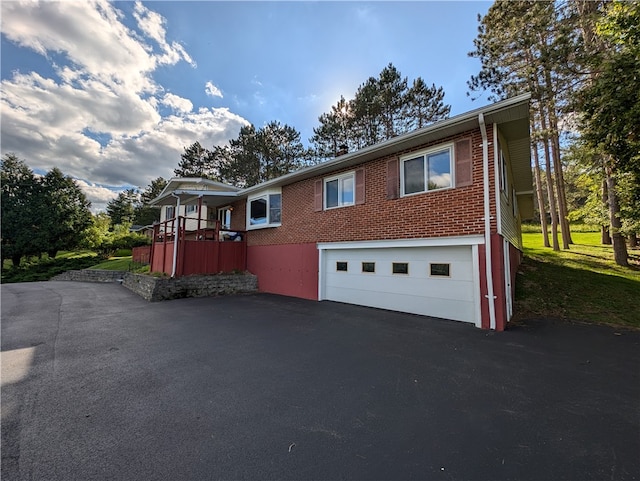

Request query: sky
[{"left": 1, "top": 0, "right": 492, "bottom": 212}]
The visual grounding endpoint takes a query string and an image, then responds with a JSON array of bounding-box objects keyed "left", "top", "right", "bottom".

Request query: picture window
[{"left": 401, "top": 145, "right": 453, "bottom": 196}]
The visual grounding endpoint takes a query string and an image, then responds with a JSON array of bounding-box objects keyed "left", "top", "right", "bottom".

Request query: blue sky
[{"left": 1, "top": 1, "right": 492, "bottom": 211}]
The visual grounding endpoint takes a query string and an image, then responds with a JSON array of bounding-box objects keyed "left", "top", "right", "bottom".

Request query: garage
[{"left": 319, "top": 241, "right": 481, "bottom": 325}]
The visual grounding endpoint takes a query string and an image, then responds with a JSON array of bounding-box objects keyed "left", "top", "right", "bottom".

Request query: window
[
  {"left": 392, "top": 262, "right": 409, "bottom": 274},
  {"left": 218, "top": 207, "right": 232, "bottom": 229},
  {"left": 362, "top": 262, "right": 375, "bottom": 273},
  {"left": 186, "top": 204, "right": 197, "bottom": 215},
  {"left": 166, "top": 206, "right": 175, "bottom": 219},
  {"left": 512, "top": 188, "right": 518, "bottom": 217},
  {"left": 499, "top": 148, "right": 508, "bottom": 194},
  {"left": 336, "top": 262, "right": 348, "bottom": 272},
  {"left": 430, "top": 263, "right": 450, "bottom": 277},
  {"left": 247, "top": 190, "right": 282, "bottom": 229},
  {"left": 401, "top": 145, "right": 453, "bottom": 196},
  {"left": 325, "top": 172, "right": 354, "bottom": 209}
]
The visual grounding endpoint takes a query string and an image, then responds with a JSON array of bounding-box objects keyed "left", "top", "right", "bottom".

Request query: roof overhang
[
  {"left": 241, "top": 93, "right": 532, "bottom": 197},
  {"left": 149, "top": 177, "right": 240, "bottom": 207},
  {"left": 151, "top": 189, "right": 240, "bottom": 208}
]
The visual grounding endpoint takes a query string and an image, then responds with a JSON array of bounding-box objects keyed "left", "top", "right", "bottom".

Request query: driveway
[{"left": 2, "top": 281, "right": 639, "bottom": 480}]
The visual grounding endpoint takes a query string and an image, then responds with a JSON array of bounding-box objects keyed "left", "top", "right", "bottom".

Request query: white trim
[
  {"left": 240, "top": 93, "right": 531, "bottom": 198},
  {"left": 317, "top": 235, "right": 485, "bottom": 251},
  {"left": 246, "top": 188, "right": 282, "bottom": 230},
  {"left": 494, "top": 124, "right": 502, "bottom": 236},
  {"left": 170, "top": 194, "right": 181, "bottom": 278},
  {"left": 324, "top": 170, "right": 355, "bottom": 210},
  {"left": 400, "top": 143, "right": 454, "bottom": 197},
  {"left": 472, "top": 244, "right": 482, "bottom": 327},
  {"left": 317, "top": 248, "right": 325, "bottom": 301},
  {"left": 504, "top": 238, "right": 513, "bottom": 322},
  {"left": 480, "top": 113, "right": 497, "bottom": 330}
]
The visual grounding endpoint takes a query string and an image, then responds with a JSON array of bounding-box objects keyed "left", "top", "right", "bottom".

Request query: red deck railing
[
  {"left": 149, "top": 216, "right": 247, "bottom": 277},
  {"left": 132, "top": 245, "right": 151, "bottom": 264}
]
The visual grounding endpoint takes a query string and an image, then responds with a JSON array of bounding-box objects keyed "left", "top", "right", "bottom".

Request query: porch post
[
  {"left": 171, "top": 195, "right": 181, "bottom": 277},
  {"left": 197, "top": 195, "right": 203, "bottom": 239}
]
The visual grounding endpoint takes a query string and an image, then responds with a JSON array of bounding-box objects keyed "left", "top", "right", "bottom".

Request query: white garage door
[{"left": 321, "top": 245, "right": 478, "bottom": 324}]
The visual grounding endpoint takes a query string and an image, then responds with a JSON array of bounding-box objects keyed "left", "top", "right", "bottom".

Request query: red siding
[
  {"left": 491, "top": 234, "right": 507, "bottom": 332},
  {"left": 132, "top": 245, "right": 151, "bottom": 264},
  {"left": 151, "top": 240, "right": 246, "bottom": 276},
  {"left": 247, "top": 243, "right": 318, "bottom": 300}
]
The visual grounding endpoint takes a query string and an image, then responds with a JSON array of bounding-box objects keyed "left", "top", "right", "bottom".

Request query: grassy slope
[
  {"left": 1, "top": 251, "right": 99, "bottom": 283},
  {"left": 515, "top": 231, "right": 640, "bottom": 328},
  {"left": 88, "top": 256, "right": 134, "bottom": 271}
]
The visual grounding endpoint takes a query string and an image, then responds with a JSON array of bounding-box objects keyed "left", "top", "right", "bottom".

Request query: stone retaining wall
[
  {"left": 51, "top": 269, "right": 126, "bottom": 283},
  {"left": 52, "top": 270, "right": 258, "bottom": 302}
]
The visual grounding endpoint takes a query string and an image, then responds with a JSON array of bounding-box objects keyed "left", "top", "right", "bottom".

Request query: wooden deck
[{"left": 147, "top": 217, "right": 247, "bottom": 277}]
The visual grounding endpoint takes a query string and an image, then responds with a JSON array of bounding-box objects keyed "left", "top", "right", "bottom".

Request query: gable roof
[{"left": 149, "top": 177, "right": 240, "bottom": 207}]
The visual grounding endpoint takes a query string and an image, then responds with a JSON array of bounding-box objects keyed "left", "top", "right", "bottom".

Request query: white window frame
[
  {"left": 324, "top": 171, "right": 355, "bottom": 210},
  {"left": 217, "top": 206, "right": 232, "bottom": 230},
  {"left": 185, "top": 204, "right": 198, "bottom": 215},
  {"left": 400, "top": 143, "right": 454, "bottom": 197},
  {"left": 499, "top": 147, "right": 508, "bottom": 196},
  {"left": 165, "top": 206, "right": 175, "bottom": 220},
  {"left": 246, "top": 188, "right": 282, "bottom": 230}
]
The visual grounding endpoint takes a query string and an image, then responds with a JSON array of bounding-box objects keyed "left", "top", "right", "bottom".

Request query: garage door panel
[
  {"left": 324, "top": 284, "right": 475, "bottom": 323},
  {"left": 323, "top": 246, "right": 477, "bottom": 324},
  {"left": 325, "top": 272, "right": 474, "bottom": 301}
]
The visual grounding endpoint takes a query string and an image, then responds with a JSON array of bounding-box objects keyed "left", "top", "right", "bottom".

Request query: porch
[{"left": 148, "top": 216, "right": 247, "bottom": 277}]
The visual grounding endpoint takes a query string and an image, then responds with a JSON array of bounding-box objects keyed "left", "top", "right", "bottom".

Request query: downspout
[
  {"left": 171, "top": 193, "right": 181, "bottom": 278},
  {"left": 479, "top": 113, "right": 497, "bottom": 330}
]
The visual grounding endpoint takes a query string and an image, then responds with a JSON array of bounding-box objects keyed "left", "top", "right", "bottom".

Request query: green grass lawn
[
  {"left": 515, "top": 231, "right": 640, "bottom": 328},
  {"left": 88, "top": 256, "right": 150, "bottom": 273},
  {"left": 89, "top": 256, "right": 134, "bottom": 271}
]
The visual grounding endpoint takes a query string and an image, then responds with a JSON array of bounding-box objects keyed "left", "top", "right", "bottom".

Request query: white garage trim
[
  {"left": 318, "top": 241, "right": 482, "bottom": 325},
  {"left": 317, "top": 234, "right": 485, "bottom": 251}
]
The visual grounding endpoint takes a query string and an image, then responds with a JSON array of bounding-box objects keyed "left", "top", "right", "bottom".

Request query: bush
[
  {"left": 96, "top": 233, "right": 151, "bottom": 258},
  {"left": 1, "top": 255, "right": 99, "bottom": 283}
]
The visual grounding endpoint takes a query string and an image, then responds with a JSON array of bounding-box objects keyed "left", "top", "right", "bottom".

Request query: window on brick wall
[
  {"left": 400, "top": 144, "right": 453, "bottom": 196},
  {"left": 247, "top": 189, "right": 282, "bottom": 229},
  {"left": 325, "top": 171, "right": 354, "bottom": 209}
]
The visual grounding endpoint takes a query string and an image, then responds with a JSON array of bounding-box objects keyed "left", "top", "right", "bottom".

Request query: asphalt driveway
[{"left": 2, "top": 281, "right": 639, "bottom": 480}]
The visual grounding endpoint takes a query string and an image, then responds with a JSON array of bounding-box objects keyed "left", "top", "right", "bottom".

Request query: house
[
  {"left": 149, "top": 93, "right": 533, "bottom": 331},
  {"left": 152, "top": 177, "right": 241, "bottom": 232}
]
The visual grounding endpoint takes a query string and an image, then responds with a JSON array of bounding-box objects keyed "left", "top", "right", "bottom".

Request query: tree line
[
  {"left": 469, "top": 0, "right": 638, "bottom": 265},
  {"left": 1, "top": 154, "right": 92, "bottom": 265},
  {"left": 1, "top": 155, "right": 163, "bottom": 266},
  {"left": 171, "top": 63, "right": 451, "bottom": 186}
]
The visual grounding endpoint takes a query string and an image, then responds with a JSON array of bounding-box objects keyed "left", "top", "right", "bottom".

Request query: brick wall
[{"left": 241, "top": 127, "right": 496, "bottom": 247}]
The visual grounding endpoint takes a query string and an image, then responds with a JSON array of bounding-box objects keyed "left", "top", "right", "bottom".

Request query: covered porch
[{"left": 148, "top": 188, "right": 247, "bottom": 277}]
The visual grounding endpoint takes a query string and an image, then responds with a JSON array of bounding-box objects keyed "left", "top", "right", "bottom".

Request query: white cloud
[
  {"left": 0, "top": 1, "right": 249, "bottom": 191},
  {"left": 205, "top": 81, "right": 223, "bottom": 98},
  {"left": 74, "top": 179, "right": 119, "bottom": 213},
  {"left": 162, "top": 93, "right": 193, "bottom": 113}
]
